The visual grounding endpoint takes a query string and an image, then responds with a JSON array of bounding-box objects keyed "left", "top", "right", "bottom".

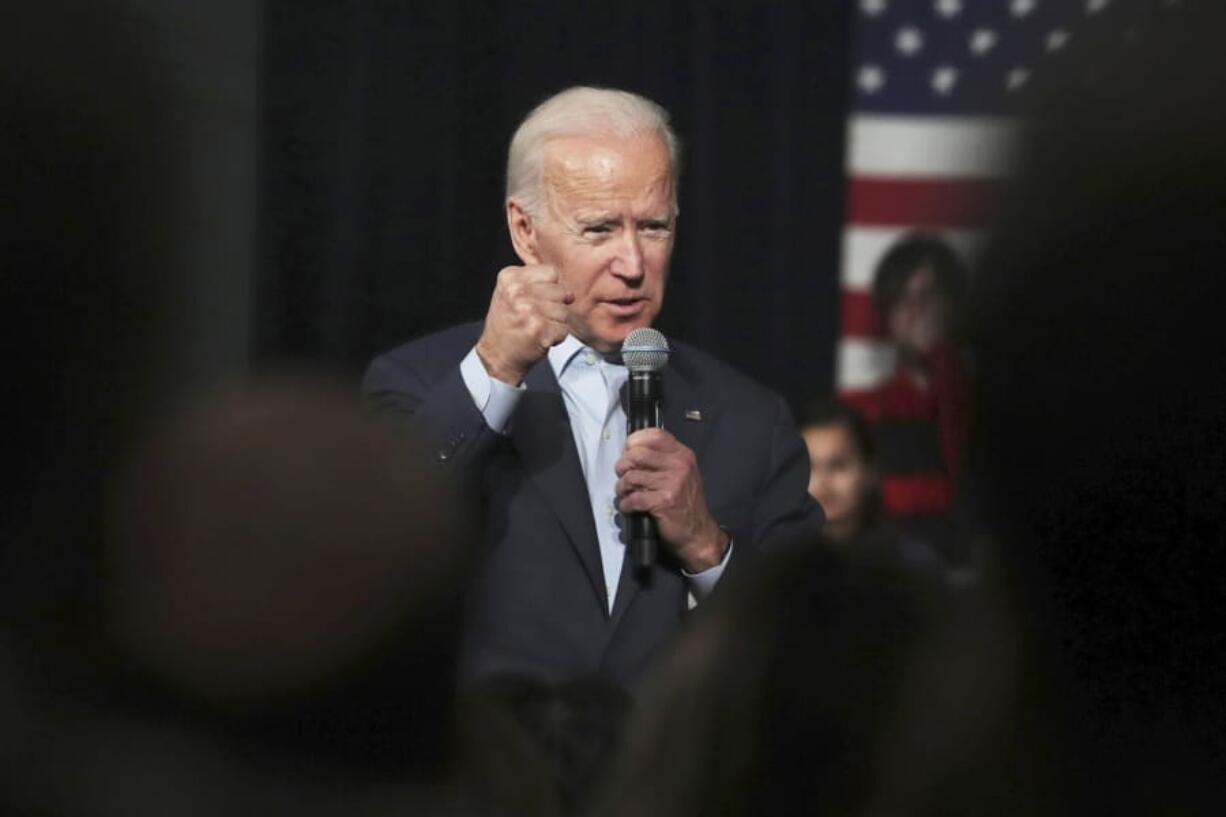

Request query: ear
[{"left": 506, "top": 199, "right": 541, "bottom": 265}]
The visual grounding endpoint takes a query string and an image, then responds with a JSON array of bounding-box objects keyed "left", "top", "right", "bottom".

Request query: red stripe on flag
[
  {"left": 840, "top": 290, "right": 883, "bottom": 338},
  {"left": 847, "top": 176, "right": 1003, "bottom": 229}
]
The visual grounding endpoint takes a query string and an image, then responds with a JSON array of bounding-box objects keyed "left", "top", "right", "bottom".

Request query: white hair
[{"left": 506, "top": 86, "right": 681, "bottom": 218}]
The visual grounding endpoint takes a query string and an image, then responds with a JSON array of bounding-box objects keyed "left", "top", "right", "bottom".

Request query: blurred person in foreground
[
  {"left": 364, "top": 86, "right": 823, "bottom": 690},
  {"left": 593, "top": 4, "right": 1226, "bottom": 815},
  {"left": 465, "top": 674, "right": 632, "bottom": 815},
  {"left": 841, "top": 233, "right": 975, "bottom": 568},
  {"left": 971, "top": 2, "right": 1226, "bottom": 811},
  {"left": 588, "top": 542, "right": 1038, "bottom": 817},
  {"left": 0, "top": 5, "right": 533, "bottom": 814}
]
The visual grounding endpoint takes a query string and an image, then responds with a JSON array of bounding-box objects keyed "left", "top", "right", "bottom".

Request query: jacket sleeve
[
  {"left": 362, "top": 348, "right": 504, "bottom": 474},
  {"left": 697, "top": 395, "right": 824, "bottom": 594},
  {"left": 742, "top": 396, "right": 826, "bottom": 568}
]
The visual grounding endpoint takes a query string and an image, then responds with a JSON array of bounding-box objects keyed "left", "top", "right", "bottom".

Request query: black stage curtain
[{"left": 260, "top": 0, "right": 850, "bottom": 411}]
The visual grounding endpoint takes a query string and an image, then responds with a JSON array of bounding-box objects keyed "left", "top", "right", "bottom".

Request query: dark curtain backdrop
[{"left": 259, "top": 0, "right": 850, "bottom": 411}]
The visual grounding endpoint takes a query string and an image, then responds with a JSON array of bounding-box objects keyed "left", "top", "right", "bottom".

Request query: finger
[
  {"left": 542, "top": 320, "right": 570, "bottom": 348},
  {"left": 615, "top": 469, "right": 665, "bottom": 498},
  {"left": 625, "top": 427, "right": 683, "bottom": 453},
  {"left": 615, "top": 489, "right": 657, "bottom": 516},
  {"left": 524, "top": 281, "right": 573, "bottom": 305},
  {"left": 614, "top": 445, "right": 674, "bottom": 477},
  {"left": 515, "top": 264, "right": 560, "bottom": 284},
  {"left": 617, "top": 487, "right": 674, "bottom": 516},
  {"left": 536, "top": 299, "right": 570, "bottom": 323},
  {"left": 530, "top": 316, "right": 569, "bottom": 350}
]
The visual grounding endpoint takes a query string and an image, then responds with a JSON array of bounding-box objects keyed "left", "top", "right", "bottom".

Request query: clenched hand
[{"left": 475, "top": 265, "right": 573, "bottom": 385}]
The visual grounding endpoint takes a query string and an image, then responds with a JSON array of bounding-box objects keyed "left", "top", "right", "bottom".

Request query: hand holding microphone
[{"left": 616, "top": 328, "right": 728, "bottom": 573}]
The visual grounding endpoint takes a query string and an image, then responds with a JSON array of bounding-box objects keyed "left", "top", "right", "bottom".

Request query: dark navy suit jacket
[{"left": 363, "top": 322, "right": 822, "bottom": 688}]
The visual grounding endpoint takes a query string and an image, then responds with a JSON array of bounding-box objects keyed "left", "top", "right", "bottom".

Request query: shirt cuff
[
  {"left": 682, "top": 538, "right": 733, "bottom": 600},
  {"left": 459, "top": 347, "right": 525, "bottom": 433}
]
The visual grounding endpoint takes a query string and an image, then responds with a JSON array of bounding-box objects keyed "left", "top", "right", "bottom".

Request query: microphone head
[{"left": 621, "top": 327, "right": 670, "bottom": 373}]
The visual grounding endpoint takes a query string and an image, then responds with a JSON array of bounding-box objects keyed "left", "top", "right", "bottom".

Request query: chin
[{"left": 591, "top": 320, "right": 654, "bottom": 352}]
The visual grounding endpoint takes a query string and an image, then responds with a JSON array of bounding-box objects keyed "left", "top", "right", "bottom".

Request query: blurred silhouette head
[
  {"left": 105, "top": 376, "right": 475, "bottom": 774},
  {"left": 470, "top": 674, "right": 632, "bottom": 815},
  {"left": 591, "top": 545, "right": 1029, "bottom": 817},
  {"left": 976, "top": 1, "right": 1226, "bottom": 805}
]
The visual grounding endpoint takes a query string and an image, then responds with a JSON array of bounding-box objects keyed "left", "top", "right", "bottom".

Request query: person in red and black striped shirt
[{"left": 840, "top": 232, "right": 974, "bottom": 569}]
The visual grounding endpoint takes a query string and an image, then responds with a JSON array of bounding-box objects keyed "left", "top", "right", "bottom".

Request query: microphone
[{"left": 621, "top": 327, "right": 670, "bottom": 570}]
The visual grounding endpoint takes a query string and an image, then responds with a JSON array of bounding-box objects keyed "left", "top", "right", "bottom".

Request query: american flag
[{"left": 836, "top": 0, "right": 1179, "bottom": 393}]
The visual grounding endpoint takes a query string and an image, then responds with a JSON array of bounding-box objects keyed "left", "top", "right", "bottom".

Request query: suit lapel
[
  {"left": 608, "top": 346, "right": 722, "bottom": 629},
  {"left": 659, "top": 350, "right": 721, "bottom": 467},
  {"left": 510, "top": 360, "right": 609, "bottom": 614}
]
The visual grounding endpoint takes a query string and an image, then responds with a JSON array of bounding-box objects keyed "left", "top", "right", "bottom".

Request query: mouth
[{"left": 602, "top": 296, "right": 648, "bottom": 317}]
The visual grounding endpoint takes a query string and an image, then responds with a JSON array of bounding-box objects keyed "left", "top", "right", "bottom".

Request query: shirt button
[
  {"left": 584, "top": 352, "right": 596, "bottom": 366},
  {"left": 604, "top": 502, "right": 614, "bottom": 517},
  {"left": 602, "top": 429, "right": 611, "bottom": 441}
]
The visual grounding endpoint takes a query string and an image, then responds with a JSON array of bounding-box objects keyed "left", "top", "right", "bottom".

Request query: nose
[{"left": 612, "top": 230, "right": 645, "bottom": 283}]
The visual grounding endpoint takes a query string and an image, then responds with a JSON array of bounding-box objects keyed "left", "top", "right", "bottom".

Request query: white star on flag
[
  {"left": 931, "top": 65, "right": 958, "bottom": 95},
  {"left": 1010, "top": 0, "right": 1037, "bottom": 19},
  {"left": 969, "top": 29, "right": 997, "bottom": 56},
  {"left": 895, "top": 27, "right": 924, "bottom": 57},
  {"left": 934, "top": 0, "right": 962, "bottom": 19},
  {"left": 858, "top": 65, "right": 886, "bottom": 94},
  {"left": 861, "top": 0, "right": 887, "bottom": 17}
]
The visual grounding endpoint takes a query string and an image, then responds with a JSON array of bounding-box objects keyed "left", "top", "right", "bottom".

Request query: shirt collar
[
  {"left": 548, "top": 335, "right": 586, "bottom": 381},
  {"left": 549, "top": 335, "right": 628, "bottom": 381}
]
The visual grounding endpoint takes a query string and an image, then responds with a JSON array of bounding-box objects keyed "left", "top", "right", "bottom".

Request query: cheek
[
  {"left": 809, "top": 473, "right": 837, "bottom": 504},
  {"left": 828, "top": 473, "right": 860, "bottom": 505},
  {"left": 559, "top": 257, "right": 604, "bottom": 300},
  {"left": 646, "top": 244, "right": 671, "bottom": 280}
]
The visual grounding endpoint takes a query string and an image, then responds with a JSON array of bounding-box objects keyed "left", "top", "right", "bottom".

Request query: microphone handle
[{"left": 627, "top": 371, "right": 662, "bottom": 569}]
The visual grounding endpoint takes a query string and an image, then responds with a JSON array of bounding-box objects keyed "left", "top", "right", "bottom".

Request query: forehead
[
  {"left": 542, "top": 134, "right": 672, "bottom": 209},
  {"left": 803, "top": 425, "right": 858, "bottom": 456}
]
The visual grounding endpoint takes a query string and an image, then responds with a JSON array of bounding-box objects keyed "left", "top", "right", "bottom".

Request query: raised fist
[{"left": 475, "top": 264, "right": 573, "bottom": 385}]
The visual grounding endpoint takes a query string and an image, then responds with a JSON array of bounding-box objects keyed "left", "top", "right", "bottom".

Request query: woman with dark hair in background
[{"left": 841, "top": 232, "right": 976, "bottom": 570}]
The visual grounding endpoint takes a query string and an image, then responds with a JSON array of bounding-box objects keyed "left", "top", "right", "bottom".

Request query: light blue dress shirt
[{"left": 459, "top": 337, "right": 729, "bottom": 612}]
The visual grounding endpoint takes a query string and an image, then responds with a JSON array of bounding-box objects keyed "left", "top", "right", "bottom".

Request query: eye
[
  {"left": 640, "top": 220, "right": 672, "bottom": 234},
  {"left": 583, "top": 223, "right": 614, "bottom": 236}
]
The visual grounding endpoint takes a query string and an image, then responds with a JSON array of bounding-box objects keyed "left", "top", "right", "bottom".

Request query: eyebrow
[{"left": 575, "top": 213, "right": 618, "bottom": 226}]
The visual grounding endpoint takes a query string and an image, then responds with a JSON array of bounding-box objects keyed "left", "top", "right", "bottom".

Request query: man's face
[
  {"left": 887, "top": 266, "right": 951, "bottom": 361},
  {"left": 803, "top": 424, "right": 875, "bottom": 533},
  {"left": 522, "top": 134, "right": 675, "bottom": 354}
]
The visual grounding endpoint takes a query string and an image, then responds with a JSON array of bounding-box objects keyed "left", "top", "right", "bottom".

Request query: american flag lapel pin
[{"left": 684, "top": 409, "right": 703, "bottom": 422}]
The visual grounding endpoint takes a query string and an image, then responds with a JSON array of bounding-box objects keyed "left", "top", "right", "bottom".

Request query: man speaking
[{"left": 363, "top": 86, "right": 822, "bottom": 688}]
